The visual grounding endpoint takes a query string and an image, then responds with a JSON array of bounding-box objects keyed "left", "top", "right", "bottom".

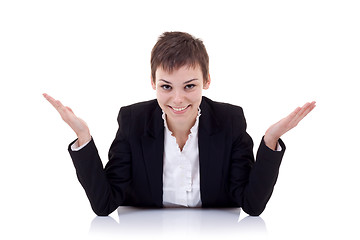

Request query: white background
[{"left": 1, "top": 0, "right": 359, "bottom": 239}]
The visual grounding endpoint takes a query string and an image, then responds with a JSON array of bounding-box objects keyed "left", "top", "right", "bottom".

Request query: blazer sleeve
[
  {"left": 69, "top": 106, "right": 132, "bottom": 216},
  {"left": 229, "top": 108, "right": 285, "bottom": 216}
]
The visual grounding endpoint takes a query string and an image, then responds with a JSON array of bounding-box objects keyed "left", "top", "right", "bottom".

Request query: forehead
[{"left": 155, "top": 64, "right": 203, "bottom": 81}]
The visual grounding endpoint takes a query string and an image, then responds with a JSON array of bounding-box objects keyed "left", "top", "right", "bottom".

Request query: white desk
[{"left": 89, "top": 207, "right": 266, "bottom": 239}]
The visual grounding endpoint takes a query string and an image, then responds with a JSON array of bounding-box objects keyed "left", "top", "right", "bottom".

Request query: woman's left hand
[{"left": 264, "top": 101, "right": 316, "bottom": 150}]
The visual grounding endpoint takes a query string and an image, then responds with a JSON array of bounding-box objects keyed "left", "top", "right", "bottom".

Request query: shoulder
[
  {"left": 200, "top": 96, "right": 249, "bottom": 135},
  {"left": 115, "top": 99, "right": 160, "bottom": 126},
  {"left": 119, "top": 99, "right": 159, "bottom": 117},
  {"left": 116, "top": 99, "right": 162, "bottom": 135},
  {"left": 201, "top": 96, "right": 245, "bottom": 117},
  {"left": 121, "top": 99, "right": 159, "bottom": 111}
]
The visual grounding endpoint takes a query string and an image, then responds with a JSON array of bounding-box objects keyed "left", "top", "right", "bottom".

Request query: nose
[{"left": 173, "top": 90, "right": 184, "bottom": 105}]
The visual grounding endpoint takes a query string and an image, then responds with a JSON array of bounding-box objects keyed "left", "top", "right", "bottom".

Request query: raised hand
[
  {"left": 264, "top": 101, "right": 316, "bottom": 150},
  {"left": 43, "top": 93, "right": 91, "bottom": 146}
]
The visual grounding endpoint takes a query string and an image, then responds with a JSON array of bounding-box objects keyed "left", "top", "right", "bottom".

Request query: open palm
[
  {"left": 43, "top": 93, "right": 91, "bottom": 145},
  {"left": 264, "top": 101, "right": 316, "bottom": 150}
]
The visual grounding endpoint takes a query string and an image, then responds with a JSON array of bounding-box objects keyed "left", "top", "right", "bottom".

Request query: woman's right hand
[{"left": 43, "top": 93, "right": 91, "bottom": 146}]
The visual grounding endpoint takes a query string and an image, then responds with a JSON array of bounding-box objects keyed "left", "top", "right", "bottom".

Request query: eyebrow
[{"left": 159, "top": 79, "right": 199, "bottom": 84}]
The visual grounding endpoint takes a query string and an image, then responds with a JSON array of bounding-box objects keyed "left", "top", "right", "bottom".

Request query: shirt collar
[{"left": 162, "top": 108, "right": 201, "bottom": 134}]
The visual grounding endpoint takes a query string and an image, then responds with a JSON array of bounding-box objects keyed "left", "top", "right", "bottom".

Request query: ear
[
  {"left": 203, "top": 74, "right": 211, "bottom": 90},
  {"left": 151, "top": 76, "right": 156, "bottom": 90}
]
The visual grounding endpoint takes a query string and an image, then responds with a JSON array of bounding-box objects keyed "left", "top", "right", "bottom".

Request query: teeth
[{"left": 172, "top": 106, "right": 188, "bottom": 111}]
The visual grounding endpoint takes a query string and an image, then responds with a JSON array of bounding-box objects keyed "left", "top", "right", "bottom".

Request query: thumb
[{"left": 65, "top": 106, "right": 74, "bottom": 114}]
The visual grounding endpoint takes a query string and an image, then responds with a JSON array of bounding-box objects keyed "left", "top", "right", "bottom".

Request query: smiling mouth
[{"left": 169, "top": 105, "right": 190, "bottom": 112}]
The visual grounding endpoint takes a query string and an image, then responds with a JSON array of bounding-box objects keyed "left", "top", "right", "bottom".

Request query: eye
[
  {"left": 161, "top": 84, "right": 172, "bottom": 90},
  {"left": 185, "top": 84, "right": 195, "bottom": 90}
]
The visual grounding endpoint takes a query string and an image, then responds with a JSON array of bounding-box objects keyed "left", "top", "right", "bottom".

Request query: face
[{"left": 151, "top": 65, "right": 210, "bottom": 130}]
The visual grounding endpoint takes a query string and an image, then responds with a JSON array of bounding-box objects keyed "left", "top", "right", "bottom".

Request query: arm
[
  {"left": 43, "top": 93, "right": 132, "bottom": 216},
  {"left": 240, "top": 136, "right": 285, "bottom": 216},
  {"left": 230, "top": 102, "right": 316, "bottom": 216},
  {"left": 69, "top": 108, "right": 132, "bottom": 216},
  {"left": 229, "top": 110, "right": 284, "bottom": 216}
]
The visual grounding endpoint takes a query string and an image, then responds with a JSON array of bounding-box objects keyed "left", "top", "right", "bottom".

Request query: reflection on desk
[{"left": 90, "top": 207, "right": 267, "bottom": 238}]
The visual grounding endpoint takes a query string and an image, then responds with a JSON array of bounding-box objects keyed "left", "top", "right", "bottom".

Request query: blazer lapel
[
  {"left": 140, "top": 105, "right": 164, "bottom": 207},
  {"left": 198, "top": 97, "right": 225, "bottom": 206}
]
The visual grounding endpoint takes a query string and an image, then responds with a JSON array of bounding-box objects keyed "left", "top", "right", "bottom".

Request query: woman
[{"left": 43, "top": 32, "right": 316, "bottom": 216}]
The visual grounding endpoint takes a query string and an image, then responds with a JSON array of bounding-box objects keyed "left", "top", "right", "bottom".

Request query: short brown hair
[{"left": 151, "top": 31, "right": 209, "bottom": 83}]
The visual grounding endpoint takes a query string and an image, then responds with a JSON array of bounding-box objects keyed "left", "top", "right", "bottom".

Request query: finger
[
  {"left": 43, "top": 93, "right": 69, "bottom": 117},
  {"left": 291, "top": 101, "right": 316, "bottom": 126},
  {"left": 288, "top": 106, "right": 302, "bottom": 119},
  {"left": 43, "top": 93, "right": 55, "bottom": 104},
  {"left": 287, "top": 102, "right": 310, "bottom": 126},
  {"left": 304, "top": 101, "right": 316, "bottom": 112},
  {"left": 43, "top": 93, "right": 61, "bottom": 109},
  {"left": 298, "top": 102, "right": 316, "bottom": 119},
  {"left": 294, "top": 102, "right": 311, "bottom": 117},
  {"left": 54, "top": 100, "right": 65, "bottom": 111}
]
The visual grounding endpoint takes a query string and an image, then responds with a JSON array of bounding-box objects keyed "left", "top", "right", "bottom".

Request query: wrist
[
  {"left": 264, "top": 134, "right": 279, "bottom": 151},
  {"left": 77, "top": 132, "right": 91, "bottom": 146}
]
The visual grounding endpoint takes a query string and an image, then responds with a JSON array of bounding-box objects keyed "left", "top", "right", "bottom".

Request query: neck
[
  {"left": 166, "top": 117, "right": 195, "bottom": 138},
  {"left": 166, "top": 117, "right": 196, "bottom": 151}
]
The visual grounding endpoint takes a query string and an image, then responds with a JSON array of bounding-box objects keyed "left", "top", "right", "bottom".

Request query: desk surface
[{"left": 89, "top": 207, "right": 267, "bottom": 238}]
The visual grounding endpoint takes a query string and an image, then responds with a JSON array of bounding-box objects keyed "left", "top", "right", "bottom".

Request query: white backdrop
[{"left": 1, "top": 0, "right": 359, "bottom": 239}]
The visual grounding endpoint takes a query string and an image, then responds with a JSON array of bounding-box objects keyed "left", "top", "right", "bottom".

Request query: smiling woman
[{"left": 43, "top": 31, "right": 315, "bottom": 216}]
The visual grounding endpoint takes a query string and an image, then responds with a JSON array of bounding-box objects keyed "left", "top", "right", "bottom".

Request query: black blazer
[{"left": 69, "top": 97, "right": 285, "bottom": 216}]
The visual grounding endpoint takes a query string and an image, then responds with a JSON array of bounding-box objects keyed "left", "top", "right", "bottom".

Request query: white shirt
[{"left": 162, "top": 109, "right": 202, "bottom": 207}]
